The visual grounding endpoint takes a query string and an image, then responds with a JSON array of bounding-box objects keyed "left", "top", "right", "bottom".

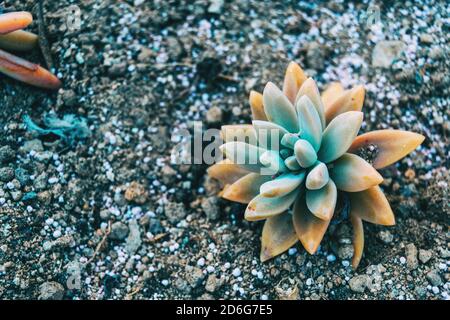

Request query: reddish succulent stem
[
  {"left": 0, "top": 48, "right": 61, "bottom": 90},
  {"left": 0, "top": 12, "right": 33, "bottom": 34}
]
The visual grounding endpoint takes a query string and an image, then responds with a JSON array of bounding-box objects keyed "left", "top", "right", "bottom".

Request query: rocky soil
[{"left": 0, "top": 0, "right": 448, "bottom": 300}]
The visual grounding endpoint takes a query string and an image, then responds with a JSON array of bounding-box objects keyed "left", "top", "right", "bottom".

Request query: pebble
[
  {"left": 125, "top": 220, "right": 142, "bottom": 254},
  {"left": 418, "top": 249, "right": 433, "bottom": 264},
  {"left": 164, "top": 201, "right": 187, "bottom": 224},
  {"left": 38, "top": 281, "right": 64, "bottom": 300},
  {"left": 0, "top": 167, "right": 14, "bottom": 182},
  {"left": 349, "top": 275, "right": 371, "bottom": 293},
  {"left": 124, "top": 181, "right": 148, "bottom": 204},
  {"left": 232, "top": 267, "right": 241, "bottom": 277},
  {"left": 426, "top": 270, "right": 442, "bottom": 286},
  {"left": 378, "top": 230, "right": 394, "bottom": 244},
  {"left": 405, "top": 243, "right": 418, "bottom": 269},
  {"left": 206, "top": 106, "right": 223, "bottom": 124},
  {"left": 0, "top": 145, "right": 15, "bottom": 164},
  {"left": 372, "top": 40, "right": 406, "bottom": 68},
  {"left": 109, "top": 222, "right": 129, "bottom": 240},
  {"left": 201, "top": 196, "right": 220, "bottom": 221}
]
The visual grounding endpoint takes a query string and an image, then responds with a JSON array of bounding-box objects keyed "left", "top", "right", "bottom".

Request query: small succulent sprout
[
  {"left": 294, "top": 139, "right": 317, "bottom": 168},
  {"left": 208, "top": 61, "right": 424, "bottom": 269},
  {"left": 0, "top": 11, "right": 61, "bottom": 89}
]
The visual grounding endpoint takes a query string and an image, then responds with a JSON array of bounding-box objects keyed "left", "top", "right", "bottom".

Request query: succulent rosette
[{"left": 208, "top": 62, "right": 424, "bottom": 268}]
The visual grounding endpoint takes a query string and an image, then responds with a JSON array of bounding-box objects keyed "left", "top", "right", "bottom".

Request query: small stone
[
  {"left": 378, "top": 230, "right": 393, "bottom": 244},
  {"left": 148, "top": 218, "right": 164, "bottom": 235},
  {"left": 426, "top": 270, "right": 442, "bottom": 286},
  {"left": 0, "top": 167, "right": 14, "bottom": 182},
  {"left": 418, "top": 249, "right": 433, "bottom": 264},
  {"left": 109, "top": 222, "right": 129, "bottom": 240},
  {"left": 161, "top": 165, "right": 177, "bottom": 185},
  {"left": 405, "top": 243, "right": 418, "bottom": 269},
  {"left": 205, "top": 274, "right": 221, "bottom": 293},
  {"left": 38, "top": 281, "right": 64, "bottom": 300},
  {"left": 201, "top": 196, "right": 220, "bottom": 221},
  {"left": 108, "top": 62, "right": 127, "bottom": 77},
  {"left": 419, "top": 33, "right": 434, "bottom": 45},
  {"left": 372, "top": 40, "right": 406, "bottom": 68},
  {"left": 164, "top": 201, "right": 186, "bottom": 224},
  {"left": 337, "top": 245, "right": 354, "bottom": 260},
  {"left": 185, "top": 266, "right": 205, "bottom": 288},
  {"left": 125, "top": 220, "right": 142, "bottom": 254},
  {"left": 206, "top": 106, "right": 223, "bottom": 124},
  {"left": 349, "top": 275, "right": 371, "bottom": 293},
  {"left": 306, "top": 41, "right": 325, "bottom": 70},
  {"left": 99, "top": 209, "right": 110, "bottom": 221},
  {"left": 0, "top": 145, "right": 15, "bottom": 164},
  {"left": 208, "top": 0, "right": 224, "bottom": 14},
  {"left": 20, "top": 139, "right": 44, "bottom": 154},
  {"left": 124, "top": 181, "right": 148, "bottom": 204}
]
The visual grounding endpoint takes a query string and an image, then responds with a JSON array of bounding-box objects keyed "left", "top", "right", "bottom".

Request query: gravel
[{"left": 0, "top": 0, "right": 448, "bottom": 300}]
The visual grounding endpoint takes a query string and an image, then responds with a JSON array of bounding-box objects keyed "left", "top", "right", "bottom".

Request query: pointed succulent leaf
[
  {"left": 348, "top": 129, "right": 425, "bottom": 169},
  {"left": 294, "top": 139, "right": 317, "bottom": 168},
  {"left": 306, "top": 179, "right": 337, "bottom": 221},
  {"left": 221, "top": 125, "right": 257, "bottom": 145},
  {"left": 260, "top": 212, "right": 298, "bottom": 262},
  {"left": 259, "top": 150, "right": 288, "bottom": 175},
  {"left": 330, "top": 153, "right": 383, "bottom": 192},
  {"left": 296, "top": 95, "right": 322, "bottom": 151},
  {"left": 348, "top": 186, "right": 395, "bottom": 225},
  {"left": 318, "top": 111, "right": 363, "bottom": 163},
  {"left": 281, "top": 133, "right": 299, "bottom": 149},
  {"left": 0, "top": 30, "right": 38, "bottom": 52},
  {"left": 245, "top": 189, "right": 300, "bottom": 221},
  {"left": 295, "top": 78, "right": 326, "bottom": 129},
  {"left": 321, "top": 82, "right": 344, "bottom": 109},
  {"left": 252, "top": 120, "right": 288, "bottom": 150},
  {"left": 324, "top": 85, "right": 365, "bottom": 124},
  {"left": 350, "top": 213, "right": 364, "bottom": 269},
  {"left": 222, "top": 173, "right": 272, "bottom": 204},
  {"left": 284, "top": 155, "right": 301, "bottom": 171},
  {"left": 249, "top": 90, "right": 268, "bottom": 121},
  {"left": 306, "top": 162, "right": 329, "bottom": 190},
  {"left": 283, "top": 62, "right": 307, "bottom": 104},
  {"left": 0, "top": 49, "right": 62, "bottom": 90},
  {"left": 263, "top": 82, "right": 299, "bottom": 133},
  {"left": 219, "top": 142, "right": 266, "bottom": 173},
  {"left": 0, "top": 12, "right": 33, "bottom": 34},
  {"left": 260, "top": 171, "right": 306, "bottom": 198},
  {"left": 292, "top": 196, "right": 330, "bottom": 254},
  {"left": 207, "top": 159, "right": 249, "bottom": 185}
]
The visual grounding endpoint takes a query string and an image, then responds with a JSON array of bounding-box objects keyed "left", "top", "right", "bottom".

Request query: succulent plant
[
  {"left": 0, "top": 11, "right": 61, "bottom": 89},
  {"left": 208, "top": 62, "right": 424, "bottom": 268}
]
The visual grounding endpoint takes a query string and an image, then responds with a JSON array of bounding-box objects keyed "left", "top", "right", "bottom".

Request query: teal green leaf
[
  {"left": 245, "top": 189, "right": 300, "bottom": 221},
  {"left": 263, "top": 82, "right": 299, "bottom": 133},
  {"left": 306, "top": 179, "right": 337, "bottom": 220},
  {"left": 259, "top": 150, "right": 288, "bottom": 175},
  {"left": 284, "top": 155, "right": 301, "bottom": 171},
  {"left": 260, "top": 171, "right": 306, "bottom": 198},
  {"left": 281, "top": 133, "right": 300, "bottom": 149},
  {"left": 318, "top": 111, "right": 363, "bottom": 163},
  {"left": 296, "top": 95, "right": 322, "bottom": 152},
  {"left": 294, "top": 139, "right": 317, "bottom": 168},
  {"left": 295, "top": 78, "right": 326, "bottom": 130},
  {"left": 330, "top": 153, "right": 383, "bottom": 192}
]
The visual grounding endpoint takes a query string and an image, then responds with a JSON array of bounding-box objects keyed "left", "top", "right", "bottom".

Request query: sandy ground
[{"left": 0, "top": 0, "right": 448, "bottom": 300}]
